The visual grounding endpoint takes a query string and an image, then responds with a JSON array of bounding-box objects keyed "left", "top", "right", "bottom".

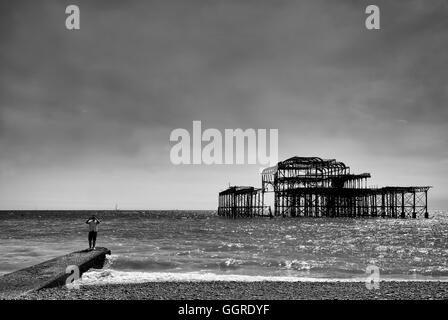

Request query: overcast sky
[{"left": 0, "top": 0, "right": 447, "bottom": 210}]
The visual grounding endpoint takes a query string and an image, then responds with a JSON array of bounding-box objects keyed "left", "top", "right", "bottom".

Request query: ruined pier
[{"left": 218, "top": 156, "right": 430, "bottom": 219}]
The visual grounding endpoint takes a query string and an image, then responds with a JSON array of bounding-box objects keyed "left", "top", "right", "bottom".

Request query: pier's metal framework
[
  {"left": 218, "top": 186, "right": 265, "bottom": 218},
  {"left": 218, "top": 157, "right": 431, "bottom": 219}
]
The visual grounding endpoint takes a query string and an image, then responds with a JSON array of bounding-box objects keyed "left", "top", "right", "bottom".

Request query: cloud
[{"left": 0, "top": 0, "right": 447, "bottom": 209}]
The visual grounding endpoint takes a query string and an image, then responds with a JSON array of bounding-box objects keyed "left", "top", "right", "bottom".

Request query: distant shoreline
[{"left": 21, "top": 281, "right": 448, "bottom": 300}]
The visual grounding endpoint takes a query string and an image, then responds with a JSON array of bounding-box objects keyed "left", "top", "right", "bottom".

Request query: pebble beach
[{"left": 21, "top": 281, "right": 448, "bottom": 300}]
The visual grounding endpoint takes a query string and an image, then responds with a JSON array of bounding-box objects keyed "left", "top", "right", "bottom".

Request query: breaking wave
[{"left": 79, "top": 269, "right": 448, "bottom": 286}]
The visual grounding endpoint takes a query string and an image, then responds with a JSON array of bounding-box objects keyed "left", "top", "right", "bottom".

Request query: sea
[{"left": 0, "top": 210, "right": 447, "bottom": 285}]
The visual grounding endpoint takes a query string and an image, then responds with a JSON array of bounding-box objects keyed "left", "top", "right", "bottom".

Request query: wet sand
[{"left": 20, "top": 281, "right": 448, "bottom": 300}]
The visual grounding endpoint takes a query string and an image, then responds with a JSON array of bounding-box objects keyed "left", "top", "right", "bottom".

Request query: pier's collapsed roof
[
  {"left": 219, "top": 186, "right": 261, "bottom": 196},
  {"left": 259, "top": 156, "right": 430, "bottom": 191}
]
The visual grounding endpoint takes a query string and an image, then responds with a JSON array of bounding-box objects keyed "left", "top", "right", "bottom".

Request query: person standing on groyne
[{"left": 86, "top": 215, "right": 101, "bottom": 250}]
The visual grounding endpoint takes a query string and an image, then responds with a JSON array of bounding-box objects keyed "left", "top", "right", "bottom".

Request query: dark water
[{"left": 0, "top": 210, "right": 447, "bottom": 283}]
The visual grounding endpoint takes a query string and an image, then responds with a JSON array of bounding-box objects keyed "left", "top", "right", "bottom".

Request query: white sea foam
[{"left": 79, "top": 269, "right": 448, "bottom": 286}]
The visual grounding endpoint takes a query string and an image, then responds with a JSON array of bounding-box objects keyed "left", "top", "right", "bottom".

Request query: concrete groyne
[{"left": 0, "top": 247, "right": 111, "bottom": 299}]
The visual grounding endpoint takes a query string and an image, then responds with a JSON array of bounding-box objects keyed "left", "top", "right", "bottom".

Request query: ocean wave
[
  {"left": 79, "top": 270, "right": 361, "bottom": 284},
  {"left": 106, "top": 255, "right": 180, "bottom": 271},
  {"left": 104, "top": 253, "right": 448, "bottom": 278},
  {"left": 79, "top": 270, "right": 448, "bottom": 285}
]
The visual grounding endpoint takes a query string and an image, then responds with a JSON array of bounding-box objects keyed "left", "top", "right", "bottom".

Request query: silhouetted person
[{"left": 86, "top": 215, "right": 101, "bottom": 250}]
